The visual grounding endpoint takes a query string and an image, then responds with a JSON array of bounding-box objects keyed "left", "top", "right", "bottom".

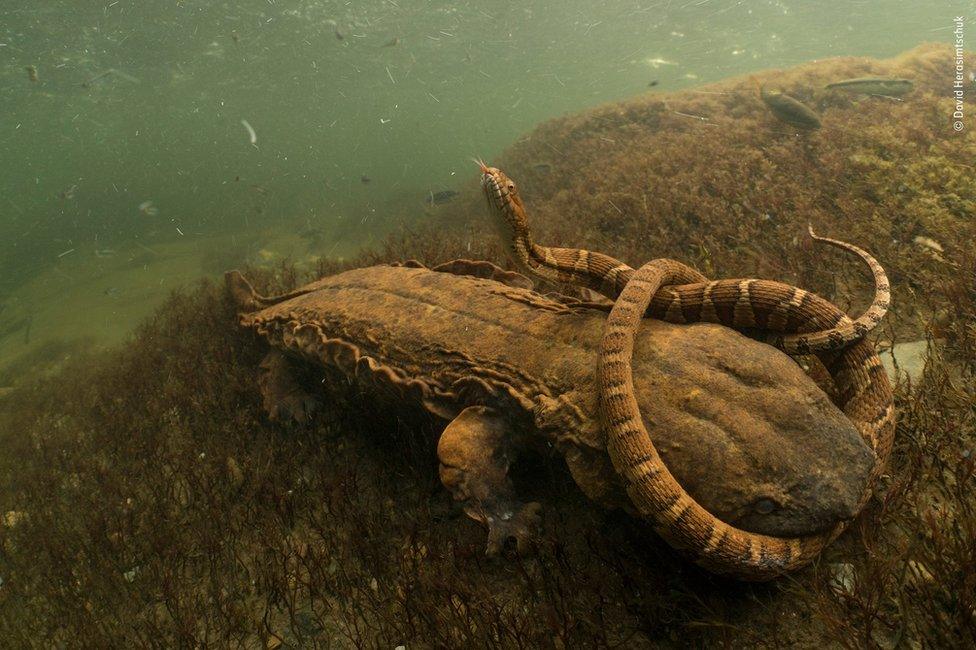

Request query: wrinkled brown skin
[{"left": 230, "top": 262, "right": 875, "bottom": 556}]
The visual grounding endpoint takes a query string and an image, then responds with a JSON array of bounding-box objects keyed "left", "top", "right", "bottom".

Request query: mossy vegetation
[{"left": 1, "top": 44, "right": 974, "bottom": 646}]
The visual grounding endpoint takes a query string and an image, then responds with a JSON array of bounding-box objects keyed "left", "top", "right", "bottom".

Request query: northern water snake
[{"left": 479, "top": 163, "right": 895, "bottom": 579}]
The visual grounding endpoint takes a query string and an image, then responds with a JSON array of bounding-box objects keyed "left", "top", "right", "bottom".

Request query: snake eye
[
  {"left": 507, "top": 183, "right": 515, "bottom": 191},
  {"left": 754, "top": 498, "right": 778, "bottom": 515}
]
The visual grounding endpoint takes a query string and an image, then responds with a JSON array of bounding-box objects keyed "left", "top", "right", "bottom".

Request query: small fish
[
  {"left": 756, "top": 81, "right": 821, "bottom": 130},
  {"left": 648, "top": 80, "right": 659, "bottom": 87},
  {"left": 103, "top": 287, "right": 121, "bottom": 297},
  {"left": 326, "top": 18, "right": 344, "bottom": 41},
  {"left": 826, "top": 77, "right": 913, "bottom": 96},
  {"left": 25, "top": 65, "right": 38, "bottom": 82},
  {"left": 94, "top": 249, "right": 117, "bottom": 258},
  {"left": 138, "top": 200, "right": 159, "bottom": 216},
  {"left": 531, "top": 162, "right": 552, "bottom": 174},
  {"left": 58, "top": 184, "right": 77, "bottom": 200},
  {"left": 231, "top": 30, "right": 240, "bottom": 46},
  {"left": 382, "top": 37, "right": 400, "bottom": 48},
  {"left": 360, "top": 175, "right": 371, "bottom": 184},
  {"left": 425, "top": 190, "right": 459, "bottom": 205}
]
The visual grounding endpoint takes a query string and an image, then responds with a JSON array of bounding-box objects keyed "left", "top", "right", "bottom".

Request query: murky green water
[{"left": 0, "top": 0, "right": 961, "bottom": 369}]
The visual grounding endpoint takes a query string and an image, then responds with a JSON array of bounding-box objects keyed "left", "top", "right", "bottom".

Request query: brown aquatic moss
[{"left": 0, "top": 43, "right": 974, "bottom": 646}]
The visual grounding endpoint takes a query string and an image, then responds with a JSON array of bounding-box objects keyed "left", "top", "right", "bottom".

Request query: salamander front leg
[{"left": 437, "top": 406, "right": 542, "bottom": 556}]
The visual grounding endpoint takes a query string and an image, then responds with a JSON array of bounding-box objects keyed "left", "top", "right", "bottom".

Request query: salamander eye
[
  {"left": 507, "top": 183, "right": 515, "bottom": 191},
  {"left": 754, "top": 498, "right": 778, "bottom": 515}
]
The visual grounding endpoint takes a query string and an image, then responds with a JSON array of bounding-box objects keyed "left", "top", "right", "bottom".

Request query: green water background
[{"left": 0, "top": 0, "right": 963, "bottom": 306}]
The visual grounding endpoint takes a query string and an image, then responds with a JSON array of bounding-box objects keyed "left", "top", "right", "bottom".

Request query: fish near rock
[
  {"left": 757, "top": 82, "right": 822, "bottom": 130},
  {"left": 826, "top": 77, "right": 914, "bottom": 96},
  {"left": 425, "top": 190, "right": 460, "bottom": 205}
]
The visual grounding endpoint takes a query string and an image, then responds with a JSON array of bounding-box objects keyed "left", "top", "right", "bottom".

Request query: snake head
[
  {"left": 476, "top": 161, "right": 529, "bottom": 262},
  {"left": 477, "top": 162, "right": 523, "bottom": 213}
]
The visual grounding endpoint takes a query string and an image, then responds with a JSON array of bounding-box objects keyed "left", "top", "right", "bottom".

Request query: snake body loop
[{"left": 478, "top": 163, "right": 895, "bottom": 579}]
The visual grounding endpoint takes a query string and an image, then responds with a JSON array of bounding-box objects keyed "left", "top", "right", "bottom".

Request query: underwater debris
[
  {"left": 828, "top": 562, "right": 856, "bottom": 595},
  {"left": 425, "top": 190, "right": 459, "bottom": 205},
  {"left": 913, "top": 235, "right": 944, "bottom": 253},
  {"left": 81, "top": 68, "right": 140, "bottom": 88},
  {"left": 94, "top": 249, "right": 117, "bottom": 258},
  {"left": 2, "top": 511, "right": 25, "bottom": 528},
  {"left": 58, "top": 184, "right": 77, "bottom": 200},
  {"left": 57, "top": 248, "right": 75, "bottom": 258},
  {"left": 913, "top": 235, "right": 946, "bottom": 262},
  {"left": 826, "top": 77, "right": 914, "bottom": 96},
  {"left": 382, "top": 36, "right": 400, "bottom": 48},
  {"left": 757, "top": 83, "right": 822, "bottom": 130},
  {"left": 25, "top": 65, "right": 38, "bottom": 82},
  {"left": 648, "top": 79, "right": 659, "bottom": 87},
  {"left": 360, "top": 175, "right": 371, "bottom": 184},
  {"left": 133, "top": 241, "right": 159, "bottom": 257},
  {"left": 138, "top": 201, "right": 159, "bottom": 217},
  {"left": 532, "top": 162, "right": 552, "bottom": 174},
  {"left": 673, "top": 110, "right": 709, "bottom": 122},
  {"left": 240, "top": 119, "right": 257, "bottom": 145},
  {"left": 645, "top": 57, "right": 677, "bottom": 69}
]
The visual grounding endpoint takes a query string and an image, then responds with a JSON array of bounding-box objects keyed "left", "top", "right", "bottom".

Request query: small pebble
[{"left": 828, "top": 562, "right": 855, "bottom": 594}]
